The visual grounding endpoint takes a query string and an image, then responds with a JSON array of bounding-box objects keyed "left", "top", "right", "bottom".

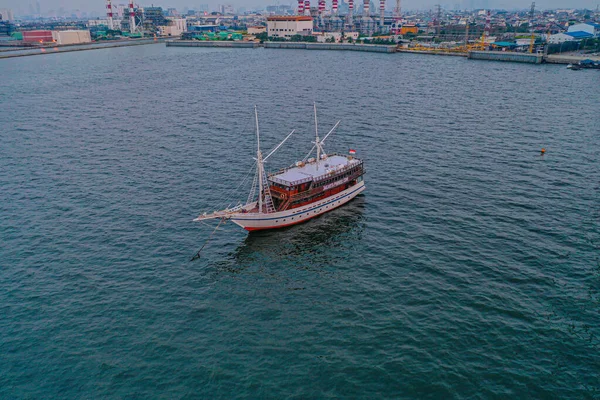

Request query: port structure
[
  {"left": 528, "top": 2, "right": 536, "bottom": 53},
  {"left": 105, "top": 0, "right": 114, "bottom": 30}
]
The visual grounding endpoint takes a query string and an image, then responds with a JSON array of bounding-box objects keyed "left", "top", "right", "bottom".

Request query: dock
[
  {"left": 165, "top": 40, "right": 396, "bottom": 53},
  {"left": 166, "top": 40, "right": 260, "bottom": 48},
  {"left": 264, "top": 42, "right": 397, "bottom": 53},
  {"left": 397, "top": 49, "right": 467, "bottom": 57},
  {"left": 544, "top": 54, "right": 600, "bottom": 65},
  {"left": 468, "top": 51, "right": 543, "bottom": 64},
  {"left": 0, "top": 38, "right": 166, "bottom": 59}
]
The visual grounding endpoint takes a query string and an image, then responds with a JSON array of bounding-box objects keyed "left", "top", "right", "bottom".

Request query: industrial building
[
  {"left": 548, "top": 31, "right": 595, "bottom": 44},
  {"left": 267, "top": 16, "right": 313, "bottom": 38},
  {"left": 567, "top": 23, "right": 600, "bottom": 37}
]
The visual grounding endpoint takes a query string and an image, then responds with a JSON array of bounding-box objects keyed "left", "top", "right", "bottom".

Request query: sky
[{"left": 1, "top": 0, "right": 598, "bottom": 15}]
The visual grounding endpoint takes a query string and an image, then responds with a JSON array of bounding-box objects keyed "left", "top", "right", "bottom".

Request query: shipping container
[
  {"left": 22, "top": 30, "right": 53, "bottom": 43},
  {"left": 52, "top": 30, "right": 92, "bottom": 45}
]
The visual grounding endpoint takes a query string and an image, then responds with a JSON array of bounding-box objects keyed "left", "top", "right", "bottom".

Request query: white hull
[{"left": 230, "top": 181, "right": 365, "bottom": 231}]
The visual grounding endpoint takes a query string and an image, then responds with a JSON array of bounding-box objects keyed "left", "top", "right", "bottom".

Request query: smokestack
[
  {"left": 318, "top": 0, "right": 325, "bottom": 14},
  {"left": 380, "top": 0, "right": 385, "bottom": 27},
  {"left": 332, "top": 0, "right": 338, "bottom": 14},
  {"left": 298, "top": 0, "right": 304, "bottom": 15},
  {"left": 363, "top": 0, "right": 369, "bottom": 16},
  {"left": 348, "top": 0, "right": 354, "bottom": 23},
  {"left": 304, "top": 0, "right": 310, "bottom": 16},
  {"left": 106, "top": 0, "right": 114, "bottom": 30},
  {"left": 129, "top": 0, "right": 136, "bottom": 33}
]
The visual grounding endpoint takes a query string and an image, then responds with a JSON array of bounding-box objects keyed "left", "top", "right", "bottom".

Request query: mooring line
[{"left": 190, "top": 218, "right": 226, "bottom": 261}]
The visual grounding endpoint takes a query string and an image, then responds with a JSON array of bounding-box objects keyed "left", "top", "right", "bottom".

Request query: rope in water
[{"left": 190, "top": 217, "right": 226, "bottom": 261}]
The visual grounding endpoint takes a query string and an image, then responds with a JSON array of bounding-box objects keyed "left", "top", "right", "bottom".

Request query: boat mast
[
  {"left": 314, "top": 103, "right": 320, "bottom": 171},
  {"left": 255, "top": 106, "right": 263, "bottom": 214}
]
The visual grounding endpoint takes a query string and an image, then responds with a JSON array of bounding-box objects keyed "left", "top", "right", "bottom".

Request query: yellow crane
[{"left": 529, "top": 2, "right": 536, "bottom": 53}]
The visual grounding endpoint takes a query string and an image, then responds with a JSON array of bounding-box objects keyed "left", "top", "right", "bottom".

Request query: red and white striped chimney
[
  {"left": 379, "top": 0, "right": 385, "bottom": 26},
  {"left": 129, "top": 0, "right": 136, "bottom": 33},
  {"left": 332, "top": 0, "right": 338, "bottom": 14},
  {"left": 363, "top": 0, "right": 369, "bottom": 16},
  {"left": 106, "top": 0, "right": 114, "bottom": 30},
  {"left": 304, "top": 0, "right": 310, "bottom": 15},
  {"left": 318, "top": 0, "right": 325, "bottom": 13},
  {"left": 298, "top": 0, "right": 304, "bottom": 15}
]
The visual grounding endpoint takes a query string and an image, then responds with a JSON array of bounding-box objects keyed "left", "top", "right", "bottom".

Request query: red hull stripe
[
  {"left": 244, "top": 191, "right": 359, "bottom": 231},
  {"left": 232, "top": 184, "right": 364, "bottom": 222}
]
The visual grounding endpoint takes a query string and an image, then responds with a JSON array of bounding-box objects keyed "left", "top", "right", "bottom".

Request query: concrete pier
[
  {"left": 265, "top": 42, "right": 396, "bottom": 53},
  {"left": 398, "top": 49, "right": 467, "bottom": 57},
  {"left": 0, "top": 39, "right": 165, "bottom": 59},
  {"left": 468, "top": 51, "right": 543, "bottom": 64},
  {"left": 166, "top": 40, "right": 260, "bottom": 48},
  {"left": 544, "top": 54, "right": 600, "bottom": 65}
]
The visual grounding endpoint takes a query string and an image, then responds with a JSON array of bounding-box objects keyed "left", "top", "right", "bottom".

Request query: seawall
[
  {"left": 265, "top": 42, "right": 396, "bottom": 53},
  {"left": 166, "top": 41, "right": 260, "bottom": 48},
  {"left": 0, "top": 39, "right": 165, "bottom": 59},
  {"left": 468, "top": 51, "right": 543, "bottom": 64},
  {"left": 397, "top": 49, "right": 467, "bottom": 57}
]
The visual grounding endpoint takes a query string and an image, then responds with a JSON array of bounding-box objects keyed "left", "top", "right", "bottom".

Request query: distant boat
[
  {"left": 567, "top": 63, "right": 582, "bottom": 70},
  {"left": 194, "top": 105, "right": 366, "bottom": 231}
]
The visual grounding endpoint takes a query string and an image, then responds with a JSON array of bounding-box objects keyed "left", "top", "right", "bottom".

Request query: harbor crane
[{"left": 529, "top": 2, "right": 536, "bottom": 53}]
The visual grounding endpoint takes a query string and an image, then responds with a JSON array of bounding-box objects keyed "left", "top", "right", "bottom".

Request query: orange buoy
[{"left": 541, "top": 148, "right": 546, "bottom": 154}]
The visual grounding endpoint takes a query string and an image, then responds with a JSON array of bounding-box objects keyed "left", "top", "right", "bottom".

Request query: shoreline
[{"left": 3, "top": 37, "right": 598, "bottom": 66}]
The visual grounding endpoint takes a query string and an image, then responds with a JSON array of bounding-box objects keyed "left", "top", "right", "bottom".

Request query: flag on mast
[{"left": 349, "top": 149, "right": 356, "bottom": 155}]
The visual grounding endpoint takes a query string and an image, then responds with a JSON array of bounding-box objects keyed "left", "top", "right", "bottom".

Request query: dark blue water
[{"left": 1, "top": 45, "right": 599, "bottom": 398}]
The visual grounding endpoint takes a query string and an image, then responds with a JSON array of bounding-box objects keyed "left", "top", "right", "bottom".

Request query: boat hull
[{"left": 230, "top": 181, "right": 365, "bottom": 231}]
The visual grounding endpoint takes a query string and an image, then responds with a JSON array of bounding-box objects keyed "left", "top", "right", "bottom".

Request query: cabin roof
[{"left": 269, "top": 155, "right": 360, "bottom": 186}]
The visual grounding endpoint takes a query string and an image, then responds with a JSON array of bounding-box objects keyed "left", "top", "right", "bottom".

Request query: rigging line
[
  {"left": 302, "top": 121, "right": 341, "bottom": 162},
  {"left": 264, "top": 129, "right": 296, "bottom": 162},
  {"left": 215, "top": 161, "right": 257, "bottom": 210},
  {"left": 190, "top": 217, "right": 226, "bottom": 261},
  {"left": 210, "top": 112, "right": 255, "bottom": 210}
]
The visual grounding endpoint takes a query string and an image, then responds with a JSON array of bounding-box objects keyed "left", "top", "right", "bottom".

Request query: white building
[
  {"left": 158, "top": 25, "right": 182, "bottom": 36},
  {"left": 167, "top": 17, "right": 187, "bottom": 33},
  {"left": 267, "top": 16, "right": 313, "bottom": 39},
  {"left": 547, "top": 32, "right": 593, "bottom": 44},
  {"left": 567, "top": 23, "right": 600, "bottom": 36}
]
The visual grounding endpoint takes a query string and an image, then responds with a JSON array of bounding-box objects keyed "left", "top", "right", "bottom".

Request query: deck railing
[{"left": 267, "top": 154, "right": 363, "bottom": 187}]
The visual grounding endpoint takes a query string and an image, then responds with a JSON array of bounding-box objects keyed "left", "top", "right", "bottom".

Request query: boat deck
[{"left": 269, "top": 155, "right": 360, "bottom": 187}]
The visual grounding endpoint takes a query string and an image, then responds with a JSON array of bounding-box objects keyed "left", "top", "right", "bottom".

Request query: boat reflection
[{"left": 224, "top": 197, "right": 366, "bottom": 272}]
